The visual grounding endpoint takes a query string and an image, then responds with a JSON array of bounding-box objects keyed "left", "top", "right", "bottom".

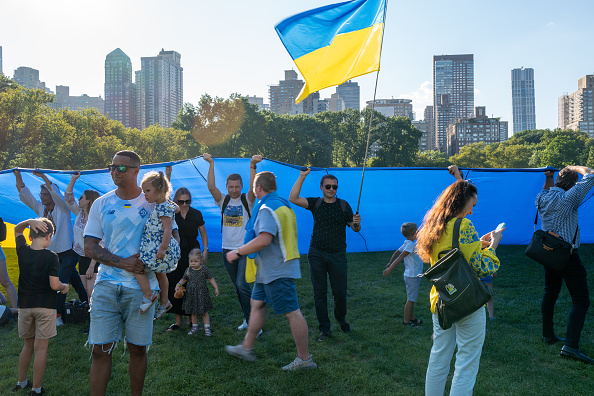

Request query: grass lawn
[{"left": 1, "top": 246, "right": 593, "bottom": 395}]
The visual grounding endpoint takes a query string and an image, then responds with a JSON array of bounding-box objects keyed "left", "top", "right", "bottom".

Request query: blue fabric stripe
[{"left": 275, "top": 0, "right": 385, "bottom": 60}]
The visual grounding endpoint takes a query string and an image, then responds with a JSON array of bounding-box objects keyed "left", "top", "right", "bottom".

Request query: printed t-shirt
[
  {"left": 399, "top": 239, "right": 423, "bottom": 277},
  {"left": 84, "top": 190, "right": 157, "bottom": 289},
  {"left": 216, "top": 193, "right": 254, "bottom": 250},
  {"left": 306, "top": 197, "right": 353, "bottom": 252},
  {"left": 16, "top": 235, "right": 60, "bottom": 309},
  {"left": 253, "top": 207, "right": 301, "bottom": 284}
]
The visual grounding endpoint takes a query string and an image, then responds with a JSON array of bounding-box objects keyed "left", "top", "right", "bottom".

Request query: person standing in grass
[
  {"left": 203, "top": 153, "right": 261, "bottom": 331},
  {"left": 13, "top": 218, "right": 69, "bottom": 395},
  {"left": 225, "top": 171, "right": 316, "bottom": 371},
  {"left": 84, "top": 150, "right": 159, "bottom": 396},
  {"left": 290, "top": 168, "right": 361, "bottom": 342},
  {"left": 63, "top": 172, "right": 101, "bottom": 300},
  {"left": 383, "top": 222, "right": 424, "bottom": 327},
  {"left": 417, "top": 165, "right": 503, "bottom": 396},
  {"left": 176, "top": 248, "right": 219, "bottom": 336},
  {"left": 537, "top": 166, "right": 594, "bottom": 364},
  {"left": 0, "top": 216, "right": 19, "bottom": 314}
]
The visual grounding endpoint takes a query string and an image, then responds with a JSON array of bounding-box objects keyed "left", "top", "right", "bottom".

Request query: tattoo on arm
[{"left": 91, "top": 244, "right": 120, "bottom": 266}]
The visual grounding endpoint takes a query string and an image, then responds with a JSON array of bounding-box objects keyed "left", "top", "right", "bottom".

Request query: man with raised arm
[
  {"left": 202, "top": 153, "right": 261, "bottom": 330},
  {"left": 224, "top": 171, "right": 316, "bottom": 370},
  {"left": 84, "top": 150, "right": 155, "bottom": 396},
  {"left": 537, "top": 165, "right": 594, "bottom": 365},
  {"left": 289, "top": 168, "right": 361, "bottom": 341},
  {"left": 14, "top": 169, "right": 88, "bottom": 325}
]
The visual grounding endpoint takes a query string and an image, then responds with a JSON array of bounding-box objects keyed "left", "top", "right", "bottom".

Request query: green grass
[{"left": 1, "top": 246, "right": 593, "bottom": 395}]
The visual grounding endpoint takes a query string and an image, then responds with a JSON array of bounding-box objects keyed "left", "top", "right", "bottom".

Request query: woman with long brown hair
[
  {"left": 64, "top": 172, "right": 101, "bottom": 300},
  {"left": 417, "top": 166, "right": 503, "bottom": 396}
]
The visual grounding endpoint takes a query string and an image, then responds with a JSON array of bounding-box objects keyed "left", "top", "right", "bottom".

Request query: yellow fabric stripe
[
  {"left": 274, "top": 206, "right": 300, "bottom": 261},
  {"left": 294, "top": 23, "right": 383, "bottom": 103},
  {"left": 2, "top": 223, "right": 28, "bottom": 249}
]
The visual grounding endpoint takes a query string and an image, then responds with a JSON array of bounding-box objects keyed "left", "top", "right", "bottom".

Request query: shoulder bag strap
[{"left": 452, "top": 218, "right": 463, "bottom": 249}]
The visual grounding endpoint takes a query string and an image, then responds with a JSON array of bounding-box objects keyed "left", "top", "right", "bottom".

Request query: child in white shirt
[{"left": 384, "top": 222, "right": 424, "bottom": 326}]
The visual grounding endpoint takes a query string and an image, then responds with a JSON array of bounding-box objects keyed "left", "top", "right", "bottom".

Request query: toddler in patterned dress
[{"left": 137, "top": 171, "right": 181, "bottom": 319}]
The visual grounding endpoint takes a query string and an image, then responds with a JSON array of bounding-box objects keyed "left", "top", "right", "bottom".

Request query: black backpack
[{"left": 221, "top": 193, "right": 251, "bottom": 230}]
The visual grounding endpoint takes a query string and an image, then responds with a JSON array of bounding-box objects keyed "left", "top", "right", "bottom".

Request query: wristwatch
[{"left": 233, "top": 248, "right": 242, "bottom": 257}]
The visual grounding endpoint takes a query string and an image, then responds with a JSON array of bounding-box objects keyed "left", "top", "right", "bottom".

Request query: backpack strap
[
  {"left": 452, "top": 218, "right": 463, "bottom": 249},
  {"left": 313, "top": 197, "right": 323, "bottom": 213},
  {"left": 240, "top": 193, "right": 251, "bottom": 219},
  {"left": 221, "top": 193, "right": 251, "bottom": 230}
]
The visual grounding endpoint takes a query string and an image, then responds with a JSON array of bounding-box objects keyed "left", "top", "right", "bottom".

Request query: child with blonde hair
[
  {"left": 176, "top": 248, "right": 219, "bottom": 336},
  {"left": 138, "top": 171, "right": 181, "bottom": 319},
  {"left": 384, "top": 222, "right": 424, "bottom": 326}
]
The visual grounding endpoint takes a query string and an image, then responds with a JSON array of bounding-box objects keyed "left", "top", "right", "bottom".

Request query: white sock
[
  {"left": 192, "top": 324, "right": 199, "bottom": 330},
  {"left": 204, "top": 324, "right": 210, "bottom": 328},
  {"left": 31, "top": 387, "right": 42, "bottom": 393},
  {"left": 17, "top": 380, "right": 28, "bottom": 387}
]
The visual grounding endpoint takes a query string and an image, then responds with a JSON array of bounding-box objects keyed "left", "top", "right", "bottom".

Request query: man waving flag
[{"left": 275, "top": 0, "right": 387, "bottom": 103}]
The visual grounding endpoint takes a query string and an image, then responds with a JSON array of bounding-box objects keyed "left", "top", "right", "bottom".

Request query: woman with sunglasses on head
[
  {"left": 164, "top": 176, "right": 208, "bottom": 332},
  {"left": 64, "top": 172, "right": 101, "bottom": 300},
  {"left": 417, "top": 165, "right": 504, "bottom": 396}
]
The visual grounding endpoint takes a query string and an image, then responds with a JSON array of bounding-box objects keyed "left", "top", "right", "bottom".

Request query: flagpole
[{"left": 355, "top": 0, "right": 388, "bottom": 218}]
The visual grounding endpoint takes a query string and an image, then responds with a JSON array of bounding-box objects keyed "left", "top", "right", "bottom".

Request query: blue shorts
[
  {"left": 88, "top": 281, "right": 155, "bottom": 346},
  {"left": 251, "top": 278, "right": 300, "bottom": 315},
  {"left": 0, "top": 246, "right": 5, "bottom": 261}
]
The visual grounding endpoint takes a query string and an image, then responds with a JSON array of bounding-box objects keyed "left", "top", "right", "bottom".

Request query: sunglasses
[
  {"left": 324, "top": 184, "right": 338, "bottom": 190},
  {"left": 108, "top": 164, "right": 138, "bottom": 173},
  {"left": 176, "top": 200, "right": 191, "bottom": 205}
]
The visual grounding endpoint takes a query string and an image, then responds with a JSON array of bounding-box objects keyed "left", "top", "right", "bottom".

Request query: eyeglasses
[
  {"left": 176, "top": 200, "right": 191, "bottom": 205},
  {"left": 324, "top": 184, "right": 338, "bottom": 190},
  {"left": 108, "top": 164, "right": 138, "bottom": 173},
  {"left": 39, "top": 192, "right": 51, "bottom": 197}
]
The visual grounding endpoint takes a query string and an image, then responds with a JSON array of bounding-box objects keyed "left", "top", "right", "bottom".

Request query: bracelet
[
  {"left": 251, "top": 165, "right": 257, "bottom": 170},
  {"left": 234, "top": 248, "right": 242, "bottom": 257},
  {"left": 204, "top": 248, "right": 209, "bottom": 251}
]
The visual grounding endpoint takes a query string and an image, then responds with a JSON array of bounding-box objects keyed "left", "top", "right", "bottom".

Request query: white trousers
[{"left": 425, "top": 307, "right": 486, "bottom": 396}]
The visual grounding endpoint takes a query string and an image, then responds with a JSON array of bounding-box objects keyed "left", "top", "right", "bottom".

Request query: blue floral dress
[{"left": 140, "top": 201, "right": 181, "bottom": 273}]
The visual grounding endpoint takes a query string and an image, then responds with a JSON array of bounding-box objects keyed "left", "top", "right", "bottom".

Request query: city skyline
[{"left": 1, "top": 0, "right": 593, "bottom": 132}]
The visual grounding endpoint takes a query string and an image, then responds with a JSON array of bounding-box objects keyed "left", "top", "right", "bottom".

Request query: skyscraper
[
  {"left": 366, "top": 99, "right": 413, "bottom": 118},
  {"left": 104, "top": 48, "right": 135, "bottom": 128},
  {"left": 336, "top": 80, "right": 360, "bottom": 110},
  {"left": 0, "top": 46, "right": 3, "bottom": 75},
  {"left": 269, "top": 70, "right": 305, "bottom": 115},
  {"left": 136, "top": 49, "right": 183, "bottom": 129},
  {"left": 511, "top": 67, "right": 536, "bottom": 134},
  {"left": 559, "top": 75, "right": 594, "bottom": 137},
  {"left": 13, "top": 66, "right": 50, "bottom": 92},
  {"left": 433, "top": 54, "right": 474, "bottom": 152}
]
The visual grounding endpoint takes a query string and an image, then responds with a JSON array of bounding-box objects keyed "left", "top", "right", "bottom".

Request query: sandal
[
  {"left": 410, "top": 318, "right": 423, "bottom": 325},
  {"left": 166, "top": 323, "right": 181, "bottom": 332},
  {"left": 140, "top": 292, "right": 159, "bottom": 314},
  {"left": 403, "top": 321, "right": 420, "bottom": 328}
]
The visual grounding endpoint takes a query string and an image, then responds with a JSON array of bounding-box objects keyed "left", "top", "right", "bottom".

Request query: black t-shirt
[
  {"left": 175, "top": 207, "right": 205, "bottom": 253},
  {"left": 16, "top": 235, "right": 60, "bottom": 309},
  {"left": 306, "top": 197, "right": 354, "bottom": 253}
]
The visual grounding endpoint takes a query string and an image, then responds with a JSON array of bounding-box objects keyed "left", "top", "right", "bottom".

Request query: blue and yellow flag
[{"left": 275, "top": 0, "right": 386, "bottom": 103}]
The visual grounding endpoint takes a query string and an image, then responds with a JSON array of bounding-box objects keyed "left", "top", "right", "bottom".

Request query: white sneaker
[
  {"left": 282, "top": 355, "right": 317, "bottom": 371},
  {"left": 56, "top": 317, "right": 64, "bottom": 327},
  {"left": 237, "top": 319, "right": 248, "bottom": 331},
  {"left": 225, "top": 344, "right": 256, "bottom": 362}
]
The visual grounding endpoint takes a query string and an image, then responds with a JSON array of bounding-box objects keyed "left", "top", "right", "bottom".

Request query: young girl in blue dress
[{"left": 137, "top": 171, "right": 181, "bottom": 319}]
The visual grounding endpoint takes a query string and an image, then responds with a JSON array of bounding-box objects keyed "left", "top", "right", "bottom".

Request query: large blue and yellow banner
[{"left": 275, "top": 0, "right": 386, "bottom": 103}]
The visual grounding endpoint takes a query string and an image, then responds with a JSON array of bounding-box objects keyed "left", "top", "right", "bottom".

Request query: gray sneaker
[
  {"left": 225, "top": 344, "right": 256, "bottom": 362},
  {"left": 282, "top": 355, "right": 317, "bottom": 371}
]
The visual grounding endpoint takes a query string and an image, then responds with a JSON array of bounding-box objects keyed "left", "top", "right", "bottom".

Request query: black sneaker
[
  {"left": 12, "top": 380, "right": 32, "bottom": 391},
  {"left": 318, "top": 331, "right": 331, "bottom": 342},
  {"left": 338, "top": 321, "right": 351, "bottom": 333}
]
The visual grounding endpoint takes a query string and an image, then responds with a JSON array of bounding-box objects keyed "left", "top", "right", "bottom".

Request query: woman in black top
[{"left": 166, "top": 187, "right": 208, "bottom": 331}]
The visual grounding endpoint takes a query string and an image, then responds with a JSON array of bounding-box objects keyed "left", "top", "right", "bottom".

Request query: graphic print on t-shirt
[{"left": 223, "top": 204, "right": 244, "bottom": 228}]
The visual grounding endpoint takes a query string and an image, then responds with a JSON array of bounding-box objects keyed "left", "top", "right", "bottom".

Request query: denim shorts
[
  {"left": 88, "top": 281, "right": 155, "bottom": 346},
  {"left": 251, "top": 278, "right": 300, "bottom": 315},
  {"left": 0, "top": 246, "right": 5, "bottom": 261}
]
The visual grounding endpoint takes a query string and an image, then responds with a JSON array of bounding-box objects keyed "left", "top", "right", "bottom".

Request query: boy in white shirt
[{"left": 383, "top": 222, "right": 424, "bottom": 326}]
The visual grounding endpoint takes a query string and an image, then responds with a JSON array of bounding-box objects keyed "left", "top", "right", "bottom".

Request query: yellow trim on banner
[
  {"left": 2, "top": 223, "right": 29, "bottom": 249},
  {"left": 294, "top": 23, "right": 383, "bottom": 103}
]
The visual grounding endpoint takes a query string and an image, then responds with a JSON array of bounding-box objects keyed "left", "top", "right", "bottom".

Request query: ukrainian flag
[{"left": 275, "top": 0, "right": 386, "bottom": 103}]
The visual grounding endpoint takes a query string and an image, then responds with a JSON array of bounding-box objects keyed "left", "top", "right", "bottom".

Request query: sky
[{"left": 2, "top": 0, "right": 593, "bottom": 132}]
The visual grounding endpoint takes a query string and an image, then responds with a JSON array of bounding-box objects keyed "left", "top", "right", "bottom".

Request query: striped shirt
[{"left": 536, "top": 173, "right": 594, "bottom": 248}]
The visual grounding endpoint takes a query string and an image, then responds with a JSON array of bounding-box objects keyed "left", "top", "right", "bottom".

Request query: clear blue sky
[{"left": 2, "top": 0, "right": 593, "bottom": 132}]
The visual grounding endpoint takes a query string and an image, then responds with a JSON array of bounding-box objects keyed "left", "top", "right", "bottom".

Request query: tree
[
  {"left": 371, "top": 116, "right": 422, "bottom": 167},
  {"left": 450, "top": 142, "right": 489, "bottom": 168},
  {"left": 415, "top": 150, "right": 450, "bottom": 167}
]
